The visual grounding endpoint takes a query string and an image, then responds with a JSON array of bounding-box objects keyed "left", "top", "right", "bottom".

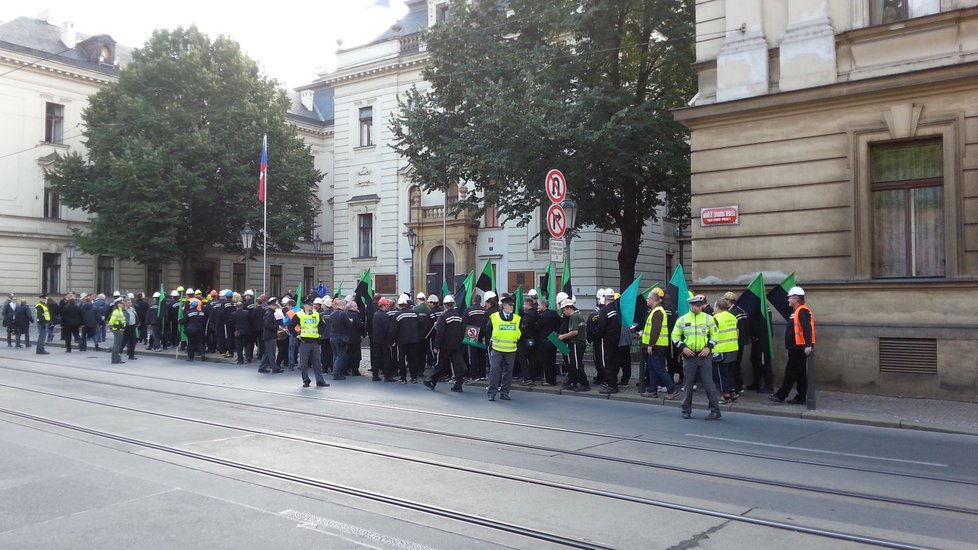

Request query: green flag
[
  {"left": 667, "top": 265, "right": 690, "bottom": 318},
  {"left": 739, "top": 273, "right": 775, "bottom": 363},
  {"left": 545, "top": 262, "right": 556, "bottom": 310},
  {"left": 177, "top": 296, "right": 186, "bottom": 343},
  {"left": 547, "top": 331, "right": 570, "bottom": 355},
  {"left": 454, "top": 271, "right": 474, "bottom": 309},
  {"left": 562, "top": 254, "right": 572, "bottom": 299},
  {"left": 334, "top": 282, "right": 343, "bottom": 298},
  {"left": 442, "top": 279, "right": 450, "bottom": 300},
  {"left": 767, "top": 272, "right": 796, "bottom": 321},
  {"left": 475, "top": 259, "right": 495, "bottom": 294},
  {"left": 619, "top": 275, "right": 643, "bottom": 328},
  {"left": 295, "top": 281, "right": 302, "bottom": 302},
  {"left": 514, "top": 285, "right": 523, "bottom": 312}
]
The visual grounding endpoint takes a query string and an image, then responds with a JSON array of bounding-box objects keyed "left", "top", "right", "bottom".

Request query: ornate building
[
  {"left": 674, "top": 0, "right": 978, "bottom": 400},
  {"left": 295, "top": 0, "right": 685, "bottom": 304}
]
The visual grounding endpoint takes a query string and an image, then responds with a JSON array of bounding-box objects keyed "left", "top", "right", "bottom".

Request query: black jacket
[
  {"left": 14, "top": 304, "right": 33, "bottom": 328},
  {"left": 330, "top": 308, "right": 355, "bottom": 344},
  {"left": 391, "top": 307, "right": 422, "bottom": 345},
  {"left": 535, "top": 308, "right": 560, "bottom": 345},
  {"left": 182, "top": 309, "right": 206, "bottom": 334},
  {"left": 60, "top": 301, "right": 82, "bottom": 329},
  {"left": 229, "top": 308, "right": 252, "bottom": 334},
  {"left": 80, "top": 302, "right": 98, "bottom": 329},
  {"left": 433, "top": 307, "right": 464, "bottom": 350},
  {"left": 596, "top": 302, "right": 622, "bottom": 346},
  {"left": 262, "top": 310, "right": 281, "bottom": 340},
  {"left": 371, "top": 309, "right": 393, "bottom": 345}
]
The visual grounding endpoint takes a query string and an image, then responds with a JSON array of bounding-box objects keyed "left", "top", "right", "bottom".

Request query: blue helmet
[
  {"left": 189, "top": 299, "right": 199, "bottom": 307},
  {"left": 225, "top": 290, "right": 233, "bottom": 298}
]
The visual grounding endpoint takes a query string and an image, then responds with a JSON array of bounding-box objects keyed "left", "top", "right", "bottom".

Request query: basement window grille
[{"left": 879, "top": 338, "right": 937, "bottom": 374}]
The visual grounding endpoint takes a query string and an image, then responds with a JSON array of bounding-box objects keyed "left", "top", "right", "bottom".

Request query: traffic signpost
[
  {"left": 549, "top": 238, "right": 565, "bottom": 263},
  {"left": 545, "top": 169, "right": 566, "bottom": 203},
  {"left": 546, "top": 203, "right": 566, "bottom": 239}
]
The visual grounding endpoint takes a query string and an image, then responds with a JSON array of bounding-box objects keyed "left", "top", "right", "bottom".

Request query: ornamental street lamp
[
  {"left": 404, "top": 228, "right": 417, "bottom": 294},
  {"left": 311, "top": 233, "right": 323, "bottom": 288},
  {"left": 240, "top": 223, "right": 255, "bottom": 254}
]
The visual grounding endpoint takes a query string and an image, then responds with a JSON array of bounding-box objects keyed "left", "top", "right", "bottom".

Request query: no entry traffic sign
[
  {"left": 545, "top": 169, "right": 566, "bottom": 203},
  {"left": 547, "top": 203, "right": 566, "bottom": 238}
]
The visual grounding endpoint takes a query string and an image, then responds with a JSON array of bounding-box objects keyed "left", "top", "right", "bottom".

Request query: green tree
[
  {"left": 392, "top": 0, "right": 694, "bottom": 288},
  {"left": 46, "top": 27, "right": 321, "bottom": 277}
]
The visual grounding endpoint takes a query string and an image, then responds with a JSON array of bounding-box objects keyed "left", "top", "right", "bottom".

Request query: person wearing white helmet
[
  {"left": 769, "top": 287, "right": 814, "bottom": 405},
  {"left": 415, "top": 291, "right": 428, "bottom": 311},
  {"left": 586, "top": 289, "right": 608, "bottom": 386},
  {"left": 424, "top": 294, "right": 466, "bottom": 392},
  {"left": 421, "top": 294, "right": 440, "bottom": 370},
  {"left": 596, "top": 287, "right": 631, "bottom": 394},
  {"left": 553, "top": 291, "right": 572, "bottom": 382},
  {"left": 145, "top": 292, "right": 162, "bottom": 351},
  {"left": 391, "top": 293, "right": 423, "bottom": 383},
  {"left": 462, "top": 292, "right": 488, "bottom": 380}
]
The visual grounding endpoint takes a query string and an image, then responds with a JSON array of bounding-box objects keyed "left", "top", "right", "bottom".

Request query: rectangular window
[
  {"left": 483, "top": 204, "right": 500, "bottom": 228},
  {"left": 375, "top": 274, "right": 396, "bottom": 294},
  {"left": 436, "top": 3, "right": 451, "bottom": 22},
  {"left": 232, "top": 263, "right": 246, "bottom": 292},
  {"left": 146, "top": 265, "right": 162, "bottom": 294},
  {"left": 507, "top": 270, "right": 534, "bottom": 293},
  {"left": 359, "top": 106, "right": 373, "bottom": 147},
  {"left": 870, "top": 0, "right": 908, "bottom": 25},
  {"left": 303, "top": 267, "right": 315, "bottom": 298},
  {"left": 96, "top": 255, "right": 114, "bottom": 295},
  {"left": 537, "top": 205, "right": 548, "bottom": 246},
  {"left": 270, "top": 265, "right": 283, "bottom": 298},
  {"left": 871, "top": 139, "right": 944, "bottom": 278},
  {"left": 358, "top": 213, "right": 373, "bottom": 257},
  {"left": 45, "top": 102, "right": 64, "bottom": 144},
  {"left": 42, "top": 253, "right": 61, "bottom": 294},
  {"left": 43, "top": 189, "right": 61, "bottom": 219}
]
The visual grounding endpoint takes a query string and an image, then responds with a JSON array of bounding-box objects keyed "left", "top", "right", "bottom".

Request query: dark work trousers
[
  {"left": 376, "top": 344, "right": 394, "bottom": 380},
  {"left": 331, "top": 339, "right": 349, "bottom": 378},
  {"left": 566, "top": 342, "right": 588, "bottom": 387},
  {"left": 186, "top": 332, "right": 204, "bottom": 360},
  {"left": 124, "top": 326, "right": 137, "bottom": 358},
  {"left": 299, "top": 340, "right": 326, "bottom": 385},
  {"left": 224, "top": 325, "right": 235, "bottom": 355},
  {"left": 215, "top": 325, "right": 227, "bottom": 354},
  {"left": 537, "top": 342, "right": 558, "bottom": 385},
  {"left": 62, "top": 326, "right": 80, "bottom": 352},
  {"left": 242, "top": 333, "right": 255, "bottom": 361},
  {"left": 518, "top": 343, "right": 537, "bottom": 382},
  {"left": 429, "top": 348, "right": 464, "bottom": 389},
  {"left": 369, "top": 339, "right": 384, "bottom": 378},
  {"left": 276, "top": 337, "right": 289, "bottom": 368},
  {"left": 349, "top": 340, "right": 363, "bottom": 376},
  {"left": 320, "top": 339, "right": 333, "bottom": 373},
  {"left": 259, "top": 338, "right": 277, "bottom": 370},
  {"left": 256, "top": 336, "right": 265, "bottom": 361},
  {"left": 750, "top": 342, "right": 774, "bottom": 389},
  {"left": 713, "top": 360, "right": 734, "bottom": 394},
  {"left": 235, "top": 332, "right": 250, "bottom": 362},
  {"left": 407, "top": 342, "right": 424, "bottom": 380},
  {"left": 603, "top": 341, "right": 631, "bottom": 388},
  {"left": 467, "top": 346, "right": 486, "bottom": 379},
  {"left": 396, "top": 342, "right": 418, "bottom": 381},
  {"left": 590, "top": 341, "right": 605, "bottom": 384},
  {"left": 774, "top": 348, "right": 808, "bottom": 402},
  {"left": 733, "top": 348, "right": 745, "bottom": 391}
]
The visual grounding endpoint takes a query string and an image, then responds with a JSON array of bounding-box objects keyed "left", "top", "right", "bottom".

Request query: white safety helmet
[
  {"left": 169, "top": 290, "right": 179, "bottom": 297},
  {"left": 313, "top": 297, "right": 323, "bottom": 305},
  {"left": 112, "top": 291, "right": 121, "bottom": 297},
  {"left": 788, "top": 286, "right": 806, "bottom": 297},
  {"left": 443, "top": 294, "right": 455, "bottom": 304},
  {"left": 152, "top": 292, "right": 160, "bottom": 298},
  {"left": 555, "top": 291, "right": 569, "bottom": 303},
  {"left": 397, "top": 294, "right": 410, "bottom": 305},
  {"left": 244, "top": 289, "right": 254, "bottom": 297},
  {"left": 322, "top": 296, "right": 333, "bottom": 307},
  {"left": 527, "top": 289, "right": 538, "bottom": 297},
  {"left": 416, "top": 292, "right": 427, "bottom": 300},
  {"left": 427, "top": 294, "right": 438, "bottom": 303},
  {"left": 483, "top": 291, "right": 497, "bottom": 301}
]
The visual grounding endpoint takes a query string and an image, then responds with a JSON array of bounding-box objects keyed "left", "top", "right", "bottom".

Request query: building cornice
[
  {"left": 673, "top": 61, "right": 978, "bottom": 128},
  {"left": 0, "top": 53, "right": 116, "bottom": 86},
  {"left": 319, "top": 55, "right": 428, "bottom": 87}
]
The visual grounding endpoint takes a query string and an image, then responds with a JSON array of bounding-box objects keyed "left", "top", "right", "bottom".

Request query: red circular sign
[
  {"left": 545, "top": 169, "right": 566, "bottom": 203},
  {"left": 546, "top": 203, "right": 566, "bottom": 238}
]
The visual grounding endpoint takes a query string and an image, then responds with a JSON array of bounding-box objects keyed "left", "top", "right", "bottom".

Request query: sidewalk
[{"left": 12, "top": 340, "right": 978, "bottom": 437}]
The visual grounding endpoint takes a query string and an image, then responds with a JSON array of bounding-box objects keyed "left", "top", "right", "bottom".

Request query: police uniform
[
  {"left": 485, "top": 296, "right": 521, "bottom": 401},
  {"left": 672, "top": 296, "right": 721, "bottom": 419}
]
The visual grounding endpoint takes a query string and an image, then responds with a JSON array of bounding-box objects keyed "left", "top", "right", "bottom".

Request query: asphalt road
[{"left": 0, "top": 347, "right": 975, "bottom": 549}]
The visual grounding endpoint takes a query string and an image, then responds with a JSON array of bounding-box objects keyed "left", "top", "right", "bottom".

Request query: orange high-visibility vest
[{"left": 793, "top": 304, "right": 815, "bottom": 346}]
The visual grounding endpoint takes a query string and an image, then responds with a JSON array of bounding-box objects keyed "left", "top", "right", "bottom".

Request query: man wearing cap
[
  {"left": 258, "top": 299, "right": 282, "bottom": 373},
  {"left": 134, "top": 292, "right": 149, "bottom": 346},
  {"left": 371, "top": 297, "right": 394, "bottom": 381},
  {"left": 672, "top": 294, "right": 722, "bottom": 420},
  {"left": 391, "top": 294, "right": 423, "bottom": 383},
  {"left": 35, "top": 294, "right": 51, "bottom": 354},
  {"left": 596, "top": 289, "right": 630, "bottom": 394},
  {"left": 770, "top": 287, "right": 814, "bottom": 405},
  {"left": 641, "top": 288, "right": 678, "bottom": 399},
  {"left": 558, "top": 298, "right": 589, "bottom": 391},
  {"left": 122, "top": 298, "right": 139, "bottom": 361},
  {"left": 108, "top": 298, "right": 127, "bottom": 363},
  {"left": 485, "top": 293, "right": 521, "bottom": 401},
  {"left": 517, "top": 296, "right": 539, "bottom": 385},
  {"left": 289, "top": 300, "right": 329, "bottom": 387},
  {"left": 424, "top": 295, "right": 465, "bottom": 392}
]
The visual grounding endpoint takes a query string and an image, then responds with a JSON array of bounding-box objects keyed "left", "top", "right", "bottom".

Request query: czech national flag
[{"left": 258, "top": 135, "right": 267, "bottom": 203}]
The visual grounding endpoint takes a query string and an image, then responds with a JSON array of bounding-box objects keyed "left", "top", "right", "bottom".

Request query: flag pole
[
  {"left": 442, "top": 188, "right": 447, "bottom": 293},
  {"left": 262, "top": 134, "right": 268, "bottom": 297}
]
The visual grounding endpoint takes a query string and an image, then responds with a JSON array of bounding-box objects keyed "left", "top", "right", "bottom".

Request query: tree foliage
[
  {"left": 391, "top": 0, "right": 694, "bottom": 287},
  {"left": 46, "top": 27, "right": 321, "bottom": 269}
]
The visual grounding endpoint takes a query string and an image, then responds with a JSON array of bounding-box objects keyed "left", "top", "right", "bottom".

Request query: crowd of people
[{"left": 2, "top": 282, "right": 815, "bottom": 419}]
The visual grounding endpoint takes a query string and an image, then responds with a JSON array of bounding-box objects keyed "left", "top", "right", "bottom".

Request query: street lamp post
[
  {"left": 64, "top": 240, "right": 76, "bottom": 294},
  {"left": 240, "top": 223, "right": 254, "bottom": 290},
  {"left": 311, "top": 233, "right": 323, "bottom": 294},
  {"left": 403, "top": 228, "right": 417, "bottom": 294}
]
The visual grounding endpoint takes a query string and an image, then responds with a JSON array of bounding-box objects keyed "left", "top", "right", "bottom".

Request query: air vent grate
[{"left": 879, "top": 338, "right": 937, "bottom": 374}]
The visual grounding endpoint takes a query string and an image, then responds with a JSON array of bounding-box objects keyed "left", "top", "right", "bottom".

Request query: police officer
[
  {"left": 485, "top": 293, "right": 521, "bottom": 401},
  {"left": 424, "top": 295, "right": 465, "bottom": 392},
  {"left": 672, "top": 294, "right": 721, "bottom": 420},
  {"left": 290, "top": 299, "right": 329, "bottom": 388}
]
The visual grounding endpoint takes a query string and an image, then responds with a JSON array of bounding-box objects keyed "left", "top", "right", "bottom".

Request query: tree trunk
[
  {"left": 617, "top": 220, "right": 642, "bottom": 291},
  {"left": 181, "top": 258, "right": 194, "bottom": 289}
]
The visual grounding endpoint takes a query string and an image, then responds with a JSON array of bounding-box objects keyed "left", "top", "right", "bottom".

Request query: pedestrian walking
[
  {"left": 640, "top": 289, "right": 678, "bottom": 399},
  {"left": 557, "top": 299, "right": 589, "bottom": 392},
  {"left": 770, "top": 286, "right": 814, "bottom": 405},
  {"left": 108, "top": 298, "right": 127, "bottom": 364},
  {"left": 424, "top": 295, "right": 465, "bottom": 392}
]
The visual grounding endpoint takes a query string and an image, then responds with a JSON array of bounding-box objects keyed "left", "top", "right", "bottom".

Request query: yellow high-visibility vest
[
  {"left": 296, "top": 311, "right": 320, "bottom": 340},
  {"left": 671, "top": 311, "right": 717, "bottom": 352},
  {"left": 489, "top": 311, "right": 521, "bottom": 353},
  {"left": 641, "top": 306, "right": 669, "bottom": 347},
  {"left": 712, "top": 310, "right": 739, "bottom": 353}
]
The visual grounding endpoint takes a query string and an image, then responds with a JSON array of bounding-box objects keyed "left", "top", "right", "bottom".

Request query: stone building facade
[{"left": 674, "top": 0, "right": 978, "bottom": 400}]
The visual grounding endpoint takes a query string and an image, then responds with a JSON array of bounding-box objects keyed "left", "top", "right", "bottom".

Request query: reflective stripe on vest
[
  {"left": 296, "top": 311, "right": 320, "bottom": 340},
  {"left": 109, "top": 308, "right": 126, "bottom": 330},
  {"left": 641, "top": 306, "right": 669, "bottom": 347},
  {"left": 36, "top": 302, "right": 50, "bottom": 322},
  {"left": 672, "top": 312, "right": 714, "bottom": 351},
  {"left": 489, "top": 311, "right": 521, "bottom": 352},
  {"left": 793, "top": 304, "right": 815, "bottom": 346},
  {"left": 713, "top": 310, "right": 739, "bottom": 353}
]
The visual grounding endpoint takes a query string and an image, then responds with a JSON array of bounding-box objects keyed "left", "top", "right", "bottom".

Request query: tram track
[{"left": 0, "top": 389, "right": 939, "bottom": 550}]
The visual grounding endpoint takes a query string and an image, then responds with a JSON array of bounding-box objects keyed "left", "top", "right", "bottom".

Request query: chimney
[
  {"left": 61, "top": 21, "right": 76, "bottom": 48},
  {"left": 300, "top": 90, "right": 315, "bottom": 111}
]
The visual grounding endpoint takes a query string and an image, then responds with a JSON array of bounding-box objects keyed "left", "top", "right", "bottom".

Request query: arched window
[
  {"left": 427, "top": 246, "right": 455, "bottom": 294},
  {"left": 446, "top": 182, "right": 459, "bottom": 205}
]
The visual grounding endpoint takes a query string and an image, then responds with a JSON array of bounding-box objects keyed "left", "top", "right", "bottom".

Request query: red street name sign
[{"left": 700, "top": 205, "right": 739, "bottom": 226}]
